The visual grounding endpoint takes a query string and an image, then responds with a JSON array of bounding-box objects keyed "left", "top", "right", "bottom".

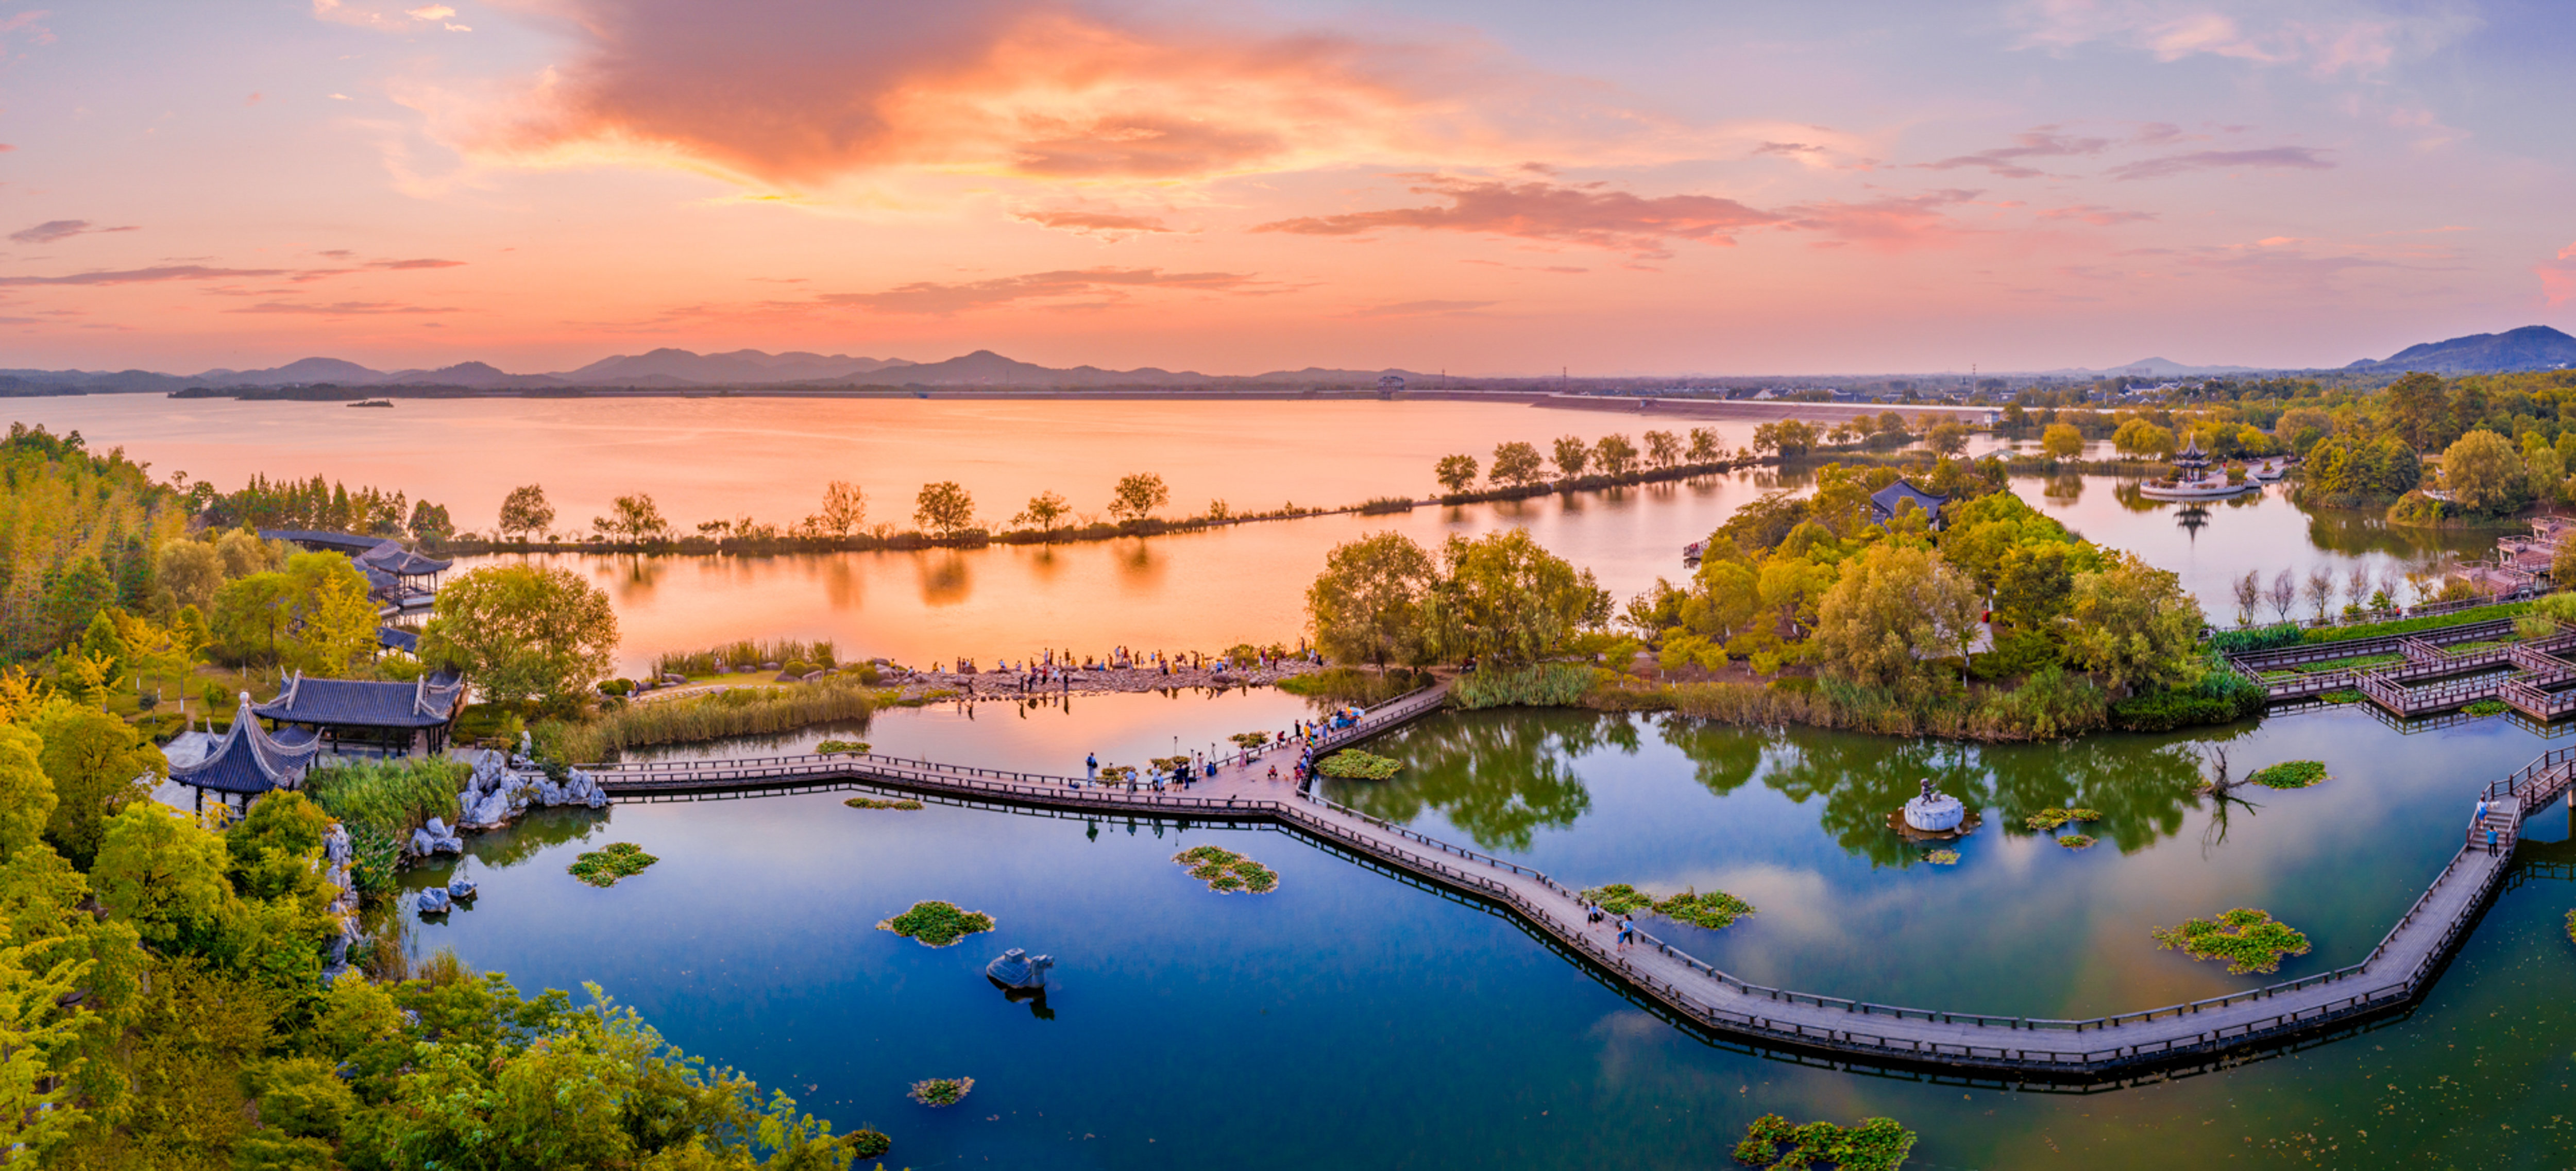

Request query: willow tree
[
  {"left": 420, "top": 564, "right": 619, "bottom": 711},
  {"left": 1420, "top": 530, "right": 1611, "bottom": 666},
  {"left": 1306, "top": 532, "right": 1437, "bottom": 674}
]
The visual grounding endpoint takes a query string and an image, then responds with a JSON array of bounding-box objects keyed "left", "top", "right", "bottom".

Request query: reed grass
[
  {"left": 304, "top": 757, "right": 468, "bottom": 839},
  {"left": 539, "top": 679, "right": 886, "bottom": 761},
  {"left": 650, "top": 637, "right": 840, "bottom": 678}
]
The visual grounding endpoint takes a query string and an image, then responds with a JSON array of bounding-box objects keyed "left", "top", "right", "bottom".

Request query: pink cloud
[
  {"left": 8, "top": 219, "right": 141, "bottom": 244},
  {"left": 2108, "top": 146, "right": 2334, "bottom": 180},
  {"left": 2540, "top": 242, "right": 2576, "bottom": 307},
  {"left": 1914, "top": 127, "right": 2111, "bottom": 179},
  {"left": 2037, "top": 203, "right": 2158, "bottom": 226},
  {"left": 811, "top": 267, "right": 1266, "bottom": 315},
  {"left": 1251, "top": 176, "right": 1781, "bottom": 258},
  {"left": 1778, "top": 190, "right": 1982, "bottom": 252}
]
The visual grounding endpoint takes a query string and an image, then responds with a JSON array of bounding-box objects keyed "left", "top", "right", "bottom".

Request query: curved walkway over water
[{"left": 585, "top": 688, "right": 2573, "bottom": 1081}]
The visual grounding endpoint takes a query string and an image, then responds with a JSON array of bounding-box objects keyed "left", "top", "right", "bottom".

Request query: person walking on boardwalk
[
  {"left": 2487, "top": 826, "right": 2499, "bottom": 855},
  {"left": 1086, "top": 753, "right": 1097, "bottom": 779},
  {"left": 1616, "top": 917, "right": 1634, "bottom": 952}
]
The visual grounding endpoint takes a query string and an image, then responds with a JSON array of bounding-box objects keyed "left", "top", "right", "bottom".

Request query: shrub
[
  {"left": 1355, "top": 496, "right": 1416, "bottom": 514},
  {"left": 304, "top": 758, "right": 468, "bottom": 841},
  {"left": 538, "top": 678, "right": 883, "bottom": 761},
  {"left": 845, "top": 1130, "right": 892, "bottom": 1158},
  {"left": 782, "top": 659, "right": 814, "bottom": 677},
  {"left": 2209, "top": 623, "right": 2301, "bottom": 654},
  {"left": 2111, "top": 661, "right": 2264, "bottom": 732},
  {"left": 1451, "top": 663, "right": 1599, "bottom": 709}
]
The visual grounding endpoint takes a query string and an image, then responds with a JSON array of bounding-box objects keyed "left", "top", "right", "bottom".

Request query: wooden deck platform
[{"left": 583, "top": 684, "right": 2565, "bottom": 1082}]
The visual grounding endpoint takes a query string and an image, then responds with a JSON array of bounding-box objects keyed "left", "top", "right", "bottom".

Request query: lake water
[
  {"left": 405, "top": 690, "right": 2576, "bottom": 1168},
  {"left": 23, "top": 394, "right": 2559, "bottom": 1162}
]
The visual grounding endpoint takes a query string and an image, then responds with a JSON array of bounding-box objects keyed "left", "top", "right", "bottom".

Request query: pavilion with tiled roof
[
  {"left": 166, "top": 693, "right": 320, "bottom": 812},
  {"left": 1868, "top": 478, "right": 1953, "bottom": 530},
  {"left": 252, "top": 668, "right": 467, "bottom": 755}
]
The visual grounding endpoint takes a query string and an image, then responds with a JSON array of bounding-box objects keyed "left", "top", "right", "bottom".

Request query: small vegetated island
[
  {"left": 568, "top": 841, "right": 659, "bottom": 887},
  {"left": 1582, "top": 883, "right": 1757, "bottom": 929},
  {"left": 1732, "top": 1112, "right": 1917, "bottom": 1170},
  {"left": 844, "top": 794, "right": 924, "bottom": 809},
  {"left": 908, "top": 1076, "right": 974, "bottom": 1107},
  {"left": 2024, "top": 807, "right": 2103, "bottom": 849},
  {"left": 877, "top": 900, "right": 997, "bottom": 947},
  {"left": 1317, "top": 749, "right": 1402, "bottom": 779},
  {"left": 2151, "top": 908, "right": 2313, "bottom": 975},
  {"left": 2246, "top": 760, "right": 2328, "bottom": 789},
  {"left": 1174, "top": 844, "right": 1280, "bottom": 893}
]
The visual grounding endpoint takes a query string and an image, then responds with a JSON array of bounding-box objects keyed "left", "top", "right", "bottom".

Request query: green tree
[
  {"left": 1489, "top": 442, "right": 1546, "bottom": 488},
  {"left": 77, "top": 611, "right": 128, "bottom": 695},
  {"left": 0, "top": 725, "right": 56, "bottom": 861},
  {"left": 1642, "top": 430, "right": 1681, "bottom": 469},
  {"left": 2272, "top": 408, "right": 2333, "bottom": 456},
  {"left": 1926, "top": 421, "right": 1969, "bottom": 457},
  {"left": 913, "top": 482, "right": 977, "bottom": 536},
  {"left": 1807, "top": 544, "right": 1982, "bottom": 689},
  {"left": 32, "top": 699, "right": 164, "bottom": 869},
  {"left": 1306, "top": 532, "right": 1437, "bottom": 673},
  {"left": 2440, "top": 429, "right": 2528, "bottom": 516},
  {"left": 805, "top": 481, "right": 867, "bottom": 539},
  {"left": 2385, "top": 371, "right": 2450, "bottom": 452},
  {"left": 287, "top": 556, "right": 381, "bottom": 677},
  {"left": 2062, "top": 552, "right": 2204, "bottom": 696},
  {"left": 209, "top": 572, "right": 296, "bottom": 666},
  {"left": 215, "top": 529, "right": 285, "bottom": 578},
  {"left": 1011, "top": 490, "right": 1070, "bottom": 533},
  {"left": 1421, "top": 530, "right": 1612, "bottom": 665},
  {"left": 91, "top": 804, "right": 235, "bottom": 953},
  {"left": 2111, "top": 418, "right": 2176, "bottom": 459},
  {"left": 1594, "top": 434, "right": 1641, "bottom": 476},
  {"left": 44, "top": 556, "right": 112, "bottom": 652},
  {"left": 419, "top": 565, "right": 619, "bottom": 711},
  {"left": 591, "top": 493, "right": 670, "bottom": 542},
  {"left": 1107, "top": 473, "right": 1170, "bottom": 523},
  {"left": 1550, "top": 436, "right": 1591, "bottom": 479},
  {"left": 2040, "top": 423, "right": 2084, "bottom": 461},
  {"left": 1686, "top": 428, "right": 1720, "bottom": 462},
  {"left": 497, "top": 484, "right": 555, "bottom": 541},
  {"left": 156, "top": 540, "right": 224, "bottom": 612},
  {"left": 406, "top": 500, "right": 454, "bottom": 545},
  {"left": 1433, "top": 454, "right": 1479, "bottom": 494}
]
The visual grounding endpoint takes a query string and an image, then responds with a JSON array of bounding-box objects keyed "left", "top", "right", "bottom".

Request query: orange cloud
[
  {"left": 1778, "top": 190, "right": 1982, "bottom": 252},
  {"left": 808, "top": 266, "right": 1266, "bottom": 315},
  {"left": 1252, "top": 176, "right": 1781, "bottom": 258},
  {"left": 1015, "top": 209, "right": 1174, "bottom": 237},
  {"left": 405, "top": 0, "right": 1695, "bottom": 190}
]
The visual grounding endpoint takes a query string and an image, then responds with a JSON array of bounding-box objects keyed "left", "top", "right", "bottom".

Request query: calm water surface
[{"left": 409, "top": 692, "right": 2576, "bottom": 1168}]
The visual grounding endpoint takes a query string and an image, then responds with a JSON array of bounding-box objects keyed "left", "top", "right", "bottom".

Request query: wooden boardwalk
[{"left": 587, "top": 686, "right": 2564, "bottom": 1081}]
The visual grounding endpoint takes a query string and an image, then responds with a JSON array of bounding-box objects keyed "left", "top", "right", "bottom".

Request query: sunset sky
[{"left": 3, "top": 0, "right": 2572, "bottom": 375}]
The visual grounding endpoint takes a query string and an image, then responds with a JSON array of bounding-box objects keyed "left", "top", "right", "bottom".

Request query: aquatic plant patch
[
  {"left": 1730, "top": 1112, "right": 1917, "bottom": 1170},
  {"left": 877, "top": 901, "right": 996, "bottom": 947},
  {"left": 814, "top": 739, "right": 870, "bottom": 755},
  {"left": 2022, "top": 808, "right": 2103, "bottom": 831},
  {"left": 1581, "top": 883, "right": 1657, "bottom": 914},
  {"left": 1172, "top": 845, "right": 1279, "bottom": 893},
  {"left": 2246, "top": 760, "right": 2328, "bottom": 790},
  {"left": 2321, "top": 689, "right": 2363, "bottom": 704},
  {"left": 1652, "top": 889, "right": 1756, "bottom": 929},
  {"left": 1229, "top": 731, "right": 1272, "bottom": 750},
  {"left": 2464, "top": 699, "right": 2509, "bottom": 717},
  {"left": 907, "top": 1077, "right": 974, "bottom": 1107},
  {"left": 843, "top": 796, "right": 923, "bottom": 810},
  {"left": 1318, "top": 749, "right": 1402, "bottom": 779},
  {"left": 2057, "top": 834, "right": 2096, "bottom": 850},
  {"left": 1922, "top": 850, "right": 1960, "bottom": 866},
  {"left": 844, "top": 1130, "right": 891, "bottom": 1159},
  {"left": 2151, "top": 908, "right": 2312, "bottom": 975},
  {"left": 568, "top": 842, "right": 658, "bottom": 887}
]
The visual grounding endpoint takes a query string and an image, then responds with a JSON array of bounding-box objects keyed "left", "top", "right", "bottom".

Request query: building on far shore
[
  {"left": 260, "top": 529, "right": 451, "bottom": 612},
  {"left": 2457, "top": 517, "right": 2573, "bottom": 599}
]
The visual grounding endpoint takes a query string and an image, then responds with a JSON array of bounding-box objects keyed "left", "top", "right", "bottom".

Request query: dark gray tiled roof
[
  {"left": 260, "top": 529, "right": 451, "bottom": 576},
  {"left": 378, "top": 625, "right": 420, "bottom": 653},
  {"left": 1869, "top": 479, "right": 1951, "bottom": 522},
  {"left": 253, "top": 669, "right": 465, "bottom": 729},
  {"left": 170, "top": 698, "right": 320, "bottom": 794}
]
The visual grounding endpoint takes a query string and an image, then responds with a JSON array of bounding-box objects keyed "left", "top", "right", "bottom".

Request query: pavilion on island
[
  {"left": 2169, "top": 435, "right": 2213, "bottom": 483},
  {"left": 165, "top": 692, "right": 320, "bottom": 813},
  {"left": 260, "top": 529, "right": 451, "bottom": 610},
  {"left": 252, "top": 669, "right": 467, "bottom": 756}
]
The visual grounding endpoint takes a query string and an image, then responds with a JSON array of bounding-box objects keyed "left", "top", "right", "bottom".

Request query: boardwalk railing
[{"left": 572, "top": 688, "right": 2553, "bottom": 1078}]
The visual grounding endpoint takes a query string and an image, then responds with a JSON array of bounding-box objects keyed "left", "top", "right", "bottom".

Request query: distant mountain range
[
  {"left": 0, "top": 347, "right": 1422, "bottom": 393},
  {"left": 2348, "top": 325, "right": 2576, "bottom": 375},
  {"left": 1, "top": 327, "right": 2570, "bottom": 396}
]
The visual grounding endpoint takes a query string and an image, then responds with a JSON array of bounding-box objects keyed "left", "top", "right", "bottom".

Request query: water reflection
[
  {"left": 917, "top": 552, "right": 971, "bottom": 606},
  {"left": 1336, "top": 711, "right": 2220, "bottom": 865}
]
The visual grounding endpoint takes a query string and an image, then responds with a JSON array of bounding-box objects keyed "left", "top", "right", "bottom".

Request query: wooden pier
[{"left": 584, "top": 685, "right": 2568, "bottom": 1082}]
